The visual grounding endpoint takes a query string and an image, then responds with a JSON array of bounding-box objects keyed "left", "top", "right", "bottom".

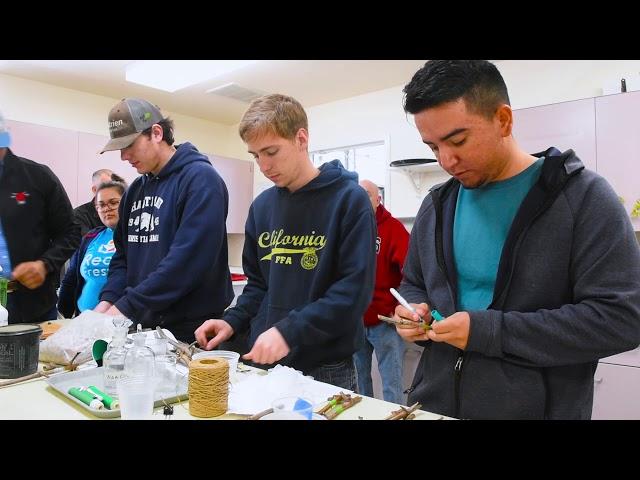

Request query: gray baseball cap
[{"left": 100, "top": 98, "right": 165, "bottom": 154}]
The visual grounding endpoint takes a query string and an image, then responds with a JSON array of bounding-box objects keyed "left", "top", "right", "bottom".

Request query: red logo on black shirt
[{"left": 11, "top": 192, "right": 30, "bottom": 205}]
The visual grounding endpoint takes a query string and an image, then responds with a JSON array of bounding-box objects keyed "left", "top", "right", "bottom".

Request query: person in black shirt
[{"left": 0, "top": 109, "right": 80, "bottom": 323}]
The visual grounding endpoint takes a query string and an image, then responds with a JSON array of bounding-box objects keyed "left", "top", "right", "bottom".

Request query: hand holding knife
[{"left": 389, "top": 288, "right": 445, "bottom": 329}]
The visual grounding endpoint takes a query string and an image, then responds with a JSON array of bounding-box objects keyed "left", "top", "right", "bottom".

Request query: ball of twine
[{"left": 188, "top": 358, "right": 229, "bottom": 418}]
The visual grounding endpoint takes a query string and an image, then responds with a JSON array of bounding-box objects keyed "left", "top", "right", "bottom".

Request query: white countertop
[{"left": 0, "top": 364, "right": 451, "bottom": 421}]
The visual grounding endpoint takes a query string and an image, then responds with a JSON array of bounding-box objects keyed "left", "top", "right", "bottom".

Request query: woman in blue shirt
[{"left": 58, "top": 180, "right": 126, "bottom": 317}]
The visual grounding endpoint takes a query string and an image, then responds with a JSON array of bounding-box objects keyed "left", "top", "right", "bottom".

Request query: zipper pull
[{"left": 454, "top": 355, "right": 464, "bottom": 372}]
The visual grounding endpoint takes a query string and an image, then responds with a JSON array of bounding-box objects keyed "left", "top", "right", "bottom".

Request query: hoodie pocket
[
  {"left": 405, "top": 342, "right": 430, "bottom": 396},
  {"left": 460, "top": 356, "right": 546, "bottom": 419}
]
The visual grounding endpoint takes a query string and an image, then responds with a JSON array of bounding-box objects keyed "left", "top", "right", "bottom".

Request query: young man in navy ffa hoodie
[
  {"left": 95, "top": 98, "right": 233, "bottom": 342},
  {"left": 195, "top": 94, "right": 376, "bottom": 390}
]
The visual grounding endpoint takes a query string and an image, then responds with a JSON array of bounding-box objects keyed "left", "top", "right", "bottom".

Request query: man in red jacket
[{"left": 354, "top": 179, "right": 410, "bottom": 403}]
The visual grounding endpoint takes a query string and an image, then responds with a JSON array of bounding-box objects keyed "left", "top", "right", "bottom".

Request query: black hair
[
  {"left": 110, "top": 172, "right": 127, "bottom": 186},
  {"left": 95, "top": 180, "right": 126, "bottom": 198},
  {"left": 403, "top": 60, "right": 510, "bottom": 118}
]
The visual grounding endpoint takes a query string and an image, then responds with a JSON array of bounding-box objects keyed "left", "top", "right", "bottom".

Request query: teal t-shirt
[
  {"left": 453, "top": 158, "right": 543, "bottom": 311},
  {"left": 77, "top": 228, "right": 115, "bottom": 312}
]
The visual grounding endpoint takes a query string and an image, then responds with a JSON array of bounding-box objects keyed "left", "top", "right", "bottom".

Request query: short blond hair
[{"left": 238, "top": 94, "right": 308, "bottom": 142}]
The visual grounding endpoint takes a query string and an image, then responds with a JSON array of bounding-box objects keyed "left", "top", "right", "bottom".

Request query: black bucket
[{"left": 0, "top": 324, "right": 42, "bottom": 379}]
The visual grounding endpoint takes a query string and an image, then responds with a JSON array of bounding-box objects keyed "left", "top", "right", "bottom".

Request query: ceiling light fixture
[{"left": 125, "top": 60, "right": 258, "bottom": 93}]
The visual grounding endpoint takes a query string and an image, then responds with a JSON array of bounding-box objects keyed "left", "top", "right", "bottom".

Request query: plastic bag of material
[{"left": 39, "top": 311, "right": 120, "bottom": 365}]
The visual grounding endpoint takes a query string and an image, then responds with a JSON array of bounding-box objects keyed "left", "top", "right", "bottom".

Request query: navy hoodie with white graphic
[
  {"left": 100, "top": 142, "right": 233, "bottom": 339},
  {"left": 223, "top": 160, "right": 376, "bottom": 373}
]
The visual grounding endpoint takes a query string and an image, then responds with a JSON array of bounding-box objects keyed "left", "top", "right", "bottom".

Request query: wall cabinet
[
  {"left": 592, "top": 348, "right": 640, "bottom": 419},
  {"left": 595, "top": 91, "right": 640, "bottom": 230},
  {"left": 512, "top": 98, "right": 597, "bottom": 172},
  {"left": 513, "top": 91, "right": 640, "bottom": 230},
  {"left": 599, "top": 347, "right": 640, "bottom": 369},
  {"left": 7, "top": 120, "right": 80, "bottom": 205},
  {"left": 206, "top": 154, "right": 254, "bottom": 234}
]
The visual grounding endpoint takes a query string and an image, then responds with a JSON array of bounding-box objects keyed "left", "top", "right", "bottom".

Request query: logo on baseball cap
[{"left": 100, "top": 98, "right": 165, "bottom": 154}]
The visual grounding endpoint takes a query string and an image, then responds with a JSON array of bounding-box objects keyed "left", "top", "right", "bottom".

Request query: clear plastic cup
[
  {"left": 271, "top": 396, "right": 314, "bottom": 420},
  {"left": 192, "top": 350, "right": 240, "bottom": 382},
  {"left": 117, "top": 377, "right": 155, "bottom": 419},
  {"left": 154, "top": 353, "right": 178, "bottom": 397}
]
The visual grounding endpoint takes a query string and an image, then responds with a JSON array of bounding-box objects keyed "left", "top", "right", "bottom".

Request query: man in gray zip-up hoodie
[{"left": 394, "top": 60, "right": 640, "bottom": 419}]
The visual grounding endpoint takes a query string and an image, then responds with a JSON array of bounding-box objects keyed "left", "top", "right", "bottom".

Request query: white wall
[
  {"left": 0, "top": 73, "right": 241, "bottom": 157},
  {"left": 305, "top": 60, "right": 640, "bottom": 224}
]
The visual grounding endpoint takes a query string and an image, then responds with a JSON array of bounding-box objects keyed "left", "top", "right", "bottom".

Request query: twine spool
[{"left": 188, "top": 358, "right": 229, "bottom": 418}]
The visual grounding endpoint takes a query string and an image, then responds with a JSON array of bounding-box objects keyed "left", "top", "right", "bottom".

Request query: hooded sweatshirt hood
[
  {"left": 274, "top": 159, "right": 359, "bottom": 196},
  {"left": 150, "top": 142, "right": 211, "bottom": 178}
]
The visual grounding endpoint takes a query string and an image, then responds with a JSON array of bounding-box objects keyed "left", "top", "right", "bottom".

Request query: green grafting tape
[
  {"left": 0, "top": 278, "right": 7, "bottom": 307},
  {"left": 86, "top": 385, "right": 119, "bottom": 410},
  {"left": 68, "top": 387, "right": 104, "bottom": 410},
  {"left": 332, "top": 404, "right": 345, "bottom": 415}
]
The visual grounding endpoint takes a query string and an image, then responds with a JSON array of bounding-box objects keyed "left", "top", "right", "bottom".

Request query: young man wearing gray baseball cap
[{"left": 95, "top": 98, "right": 233, "bottom": 342}]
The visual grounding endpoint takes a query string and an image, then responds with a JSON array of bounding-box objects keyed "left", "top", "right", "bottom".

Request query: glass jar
[
  {"left": 102, "top": 325, "right": 129, "bottom": 397},
  {"left": 123, "top": 333, "right": 156, "bottom": 381}
]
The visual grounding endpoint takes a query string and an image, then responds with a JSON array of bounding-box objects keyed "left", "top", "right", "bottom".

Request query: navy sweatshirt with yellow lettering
[{"left": 224, "top": 160, "right": 376, "bottom": 373}]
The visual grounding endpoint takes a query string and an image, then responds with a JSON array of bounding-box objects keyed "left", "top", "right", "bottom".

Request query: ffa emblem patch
[
  {"left": 301, "top": 250, "right": 319, "bottom": 270},
  {"left": 11, "top": 191, "right": 30, "bottom": 205}
]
